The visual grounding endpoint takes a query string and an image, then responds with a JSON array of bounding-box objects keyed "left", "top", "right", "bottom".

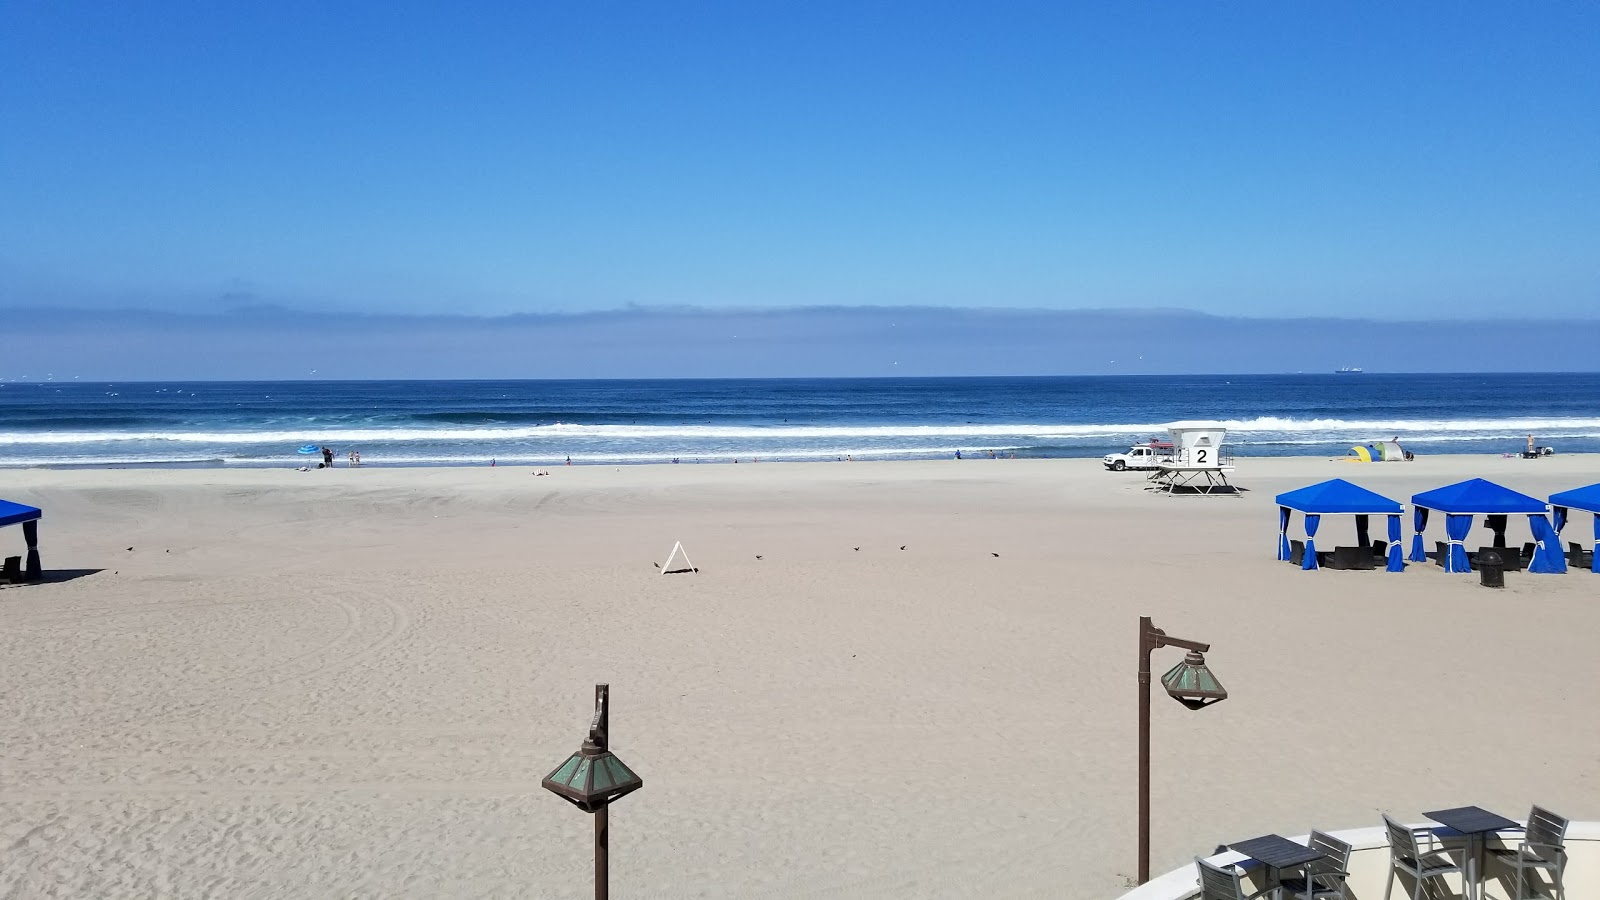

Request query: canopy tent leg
[{"left": 21, "top": 518, "right": 40, "bottom": 582}]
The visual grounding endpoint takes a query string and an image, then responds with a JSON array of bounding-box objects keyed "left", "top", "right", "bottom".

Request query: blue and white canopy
[
  {"left": 0, "top": 498, "right": 42, "bottom": 581},
  {"left": 1275, "top": 479, "right": 1404, "bottom": 572},
  {"left": 1409, "top": 478, "right": 1564, "bottom": 574},
  {"left": 1550, "top": 483, "right": 1600, "bottom": 574}
]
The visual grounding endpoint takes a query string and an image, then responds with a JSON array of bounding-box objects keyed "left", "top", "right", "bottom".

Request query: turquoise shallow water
[{"left": 0, "top": 373, "right": 1596, "bottom": 467}]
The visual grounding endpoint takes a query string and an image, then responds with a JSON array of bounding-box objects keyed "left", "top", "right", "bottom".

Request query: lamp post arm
[{"left": 1155, "top": 634, "right": 1210, "bottom": 654}]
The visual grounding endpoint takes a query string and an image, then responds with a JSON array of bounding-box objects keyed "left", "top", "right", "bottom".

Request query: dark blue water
[{"left": 0, "top": 374, "right": 1596, "bottom": 467}]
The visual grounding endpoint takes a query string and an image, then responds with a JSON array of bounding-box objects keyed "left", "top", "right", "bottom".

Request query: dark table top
[
  {"left": 1423, "top": 806, "right": 1520, "bottom": 835},
  {"left": 1228, "top": 834, "right": 1326, "bottom": 869}
]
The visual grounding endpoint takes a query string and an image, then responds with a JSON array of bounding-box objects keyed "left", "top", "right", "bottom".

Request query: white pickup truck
[{"left": 1103, "top": 443, "right": 1171, "bottom": 471}]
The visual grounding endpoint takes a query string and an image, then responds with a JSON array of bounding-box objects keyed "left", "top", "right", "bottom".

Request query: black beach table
[
  {"left": 1422, "top": 806, "right": 1520, "bottom": 900},
  {"left": 1227, "top": 834, "right": 1326, "bottom": 899}
]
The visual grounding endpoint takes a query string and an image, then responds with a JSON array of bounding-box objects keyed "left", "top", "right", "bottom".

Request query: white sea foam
[{"left": 1, "top": 416, "right": 1598, "bottom": 445}]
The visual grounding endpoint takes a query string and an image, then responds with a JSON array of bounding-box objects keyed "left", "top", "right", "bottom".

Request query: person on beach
[
  {"left": 350, "top": 450, "right": 358, "bottom": 468},
  {"left": 566, "top": 455, "right": 571, "bottom": 466},
  {"left": 321, "top": 447, "right": 333, "bottom": 468}
]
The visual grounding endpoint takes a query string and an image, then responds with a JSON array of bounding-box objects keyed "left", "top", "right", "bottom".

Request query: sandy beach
[{"left": 2, "top": 455, "right": 1598, "bottom": 898}]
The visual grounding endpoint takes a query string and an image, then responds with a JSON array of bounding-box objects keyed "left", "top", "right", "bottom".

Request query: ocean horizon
[{"left": 2, "top": 372, "right": 1597, "bottom": 468}]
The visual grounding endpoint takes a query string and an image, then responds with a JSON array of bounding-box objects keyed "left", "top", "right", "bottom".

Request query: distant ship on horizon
[{"left": 1335, "top": 366, "right": 1364, "bottom": 374}]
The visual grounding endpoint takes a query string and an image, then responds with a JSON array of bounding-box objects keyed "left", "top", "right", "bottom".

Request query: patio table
[
  {"left": 1422, "top": 806, "right": 1520, "bottom": 900},
  {"left": 1228, "top": 834, "right": 1326, "bottom": 899}
]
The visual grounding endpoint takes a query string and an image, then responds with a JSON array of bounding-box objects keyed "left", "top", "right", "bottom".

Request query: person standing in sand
[{"left": 322, "top": 447, "right": 334, "bottom": 468}]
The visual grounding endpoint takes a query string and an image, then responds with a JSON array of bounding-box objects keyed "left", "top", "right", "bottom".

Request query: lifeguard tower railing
[{"left": 1170, "top": 445, "right": 1234, "bottom": 469}]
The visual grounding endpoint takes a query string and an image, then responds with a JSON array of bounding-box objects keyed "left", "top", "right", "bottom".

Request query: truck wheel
[{"left": 1113, "top": 460, "right": 1126, "bottom": 471}]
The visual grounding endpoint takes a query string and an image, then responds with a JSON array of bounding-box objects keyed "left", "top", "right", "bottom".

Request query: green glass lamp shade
[
  {"left": 1160, "top": 650, "right": 1227, "bottom": 709},
  {"left": 542, "top": 745, "right": 643, "bottom": 813}
]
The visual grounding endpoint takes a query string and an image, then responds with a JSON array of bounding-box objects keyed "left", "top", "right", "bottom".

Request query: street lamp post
[
  {"left": 542, "top": 684, "right": 644, "bottom": 900},
  {"left": 1138, "top": 615, "right": 1227, "bottom": 885}
]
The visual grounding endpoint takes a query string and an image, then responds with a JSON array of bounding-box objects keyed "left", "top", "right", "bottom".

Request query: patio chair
[
  {"left": 1331, "top": 546, "right": 1375, "bottom": 570},
  {"left": 1196, "top": 856, "right": 1272, "bottom": 900},
  {"left": 1488, "top": 805, "right": 1567, "bottom": 900},
  {"left": 0, "top": 556, "right": 18, "bottom": 584},
  {"left": 1290, "top": 540, "right": 1305, "bottom": 566},
  {"left": 1434, "top": 541, "right": 1447, "bottom": 568},
  {"left": 1278, "top": 830, "right": 1352, "bottom": 900},
  {"left": 1384, "top": 814, "right": 1462, "bottom": 900},
  {"left": 1568, "top": 542, "right": 1594, "bottom": 569},
  {"left": 1522, "top": 542, "right": 1537, "bottom": 563}
]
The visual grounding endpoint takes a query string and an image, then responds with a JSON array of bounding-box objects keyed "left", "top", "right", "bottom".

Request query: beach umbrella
[{"left": 297, "top": 444, "right": 320, "bottom": 454}]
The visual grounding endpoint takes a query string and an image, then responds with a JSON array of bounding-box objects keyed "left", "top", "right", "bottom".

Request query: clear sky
[{"left": 1, "top": 3, "right": 1596, "bottom": 331}]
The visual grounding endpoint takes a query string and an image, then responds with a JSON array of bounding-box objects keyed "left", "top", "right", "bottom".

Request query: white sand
[{"left": 2, "top": 456, "right": 1598, "bottom": 898}]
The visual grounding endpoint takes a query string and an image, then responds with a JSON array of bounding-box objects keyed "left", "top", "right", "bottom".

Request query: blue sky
[{"left": 1, "top": 3, "right": 1597, "bottom": 375}]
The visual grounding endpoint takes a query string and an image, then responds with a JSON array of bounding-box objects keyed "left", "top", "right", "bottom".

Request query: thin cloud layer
[{"left": 3, "top": 306, "right": 1596, "bottom": 380}]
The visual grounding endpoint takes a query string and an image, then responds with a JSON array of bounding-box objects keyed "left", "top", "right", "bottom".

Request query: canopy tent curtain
[
  {"left": 1527, "top": 514, "right": 1568, "bottom": 574},
  {"left": 22, "top": 519, "right": 39, "bottom": 581},
  {"left": 1301, "top": 514, "right": 1321, "bottom": 570},
  {"left": 1444, "top": 514, "right": 1472, "bottom": 572},
  {"left": 1278, "top": 506, "right": 1292, "bottom": 561},
  {"left": 1409, "top": 507, "right": 1429, "bottom": 562},
  {"left": 1386, "top": 514, "right": 1403, "bottom": 572},
  {"left": 1483, "top": 514, "right": 1508, "bottom": 548}
]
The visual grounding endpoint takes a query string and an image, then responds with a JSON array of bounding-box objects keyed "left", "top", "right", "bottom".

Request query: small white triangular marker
[{"left": 661, "top": 540, "right": 697, "bottom": 574}]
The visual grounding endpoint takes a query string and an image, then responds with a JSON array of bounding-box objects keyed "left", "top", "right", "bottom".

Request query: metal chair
[
  {"left": 1488, "top": 806, "right": 1567, "bottom": 900},
  {"left": 1196, "top": 856, "right": 1272, "bottom": 900},
  {"left": 1384, "top": 814, "right": 1462, "bottom": 900},
  {"left": 1278, "top": 831, "right": 1352, "bottom": 900},
  {"left": 1331, "top": 546, "right": 1375, "bottom": 570}
]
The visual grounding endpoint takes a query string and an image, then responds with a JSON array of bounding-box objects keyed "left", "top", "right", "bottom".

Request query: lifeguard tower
[{"left": 1148, "top": 421, "right": 1236, "bottom": 494}]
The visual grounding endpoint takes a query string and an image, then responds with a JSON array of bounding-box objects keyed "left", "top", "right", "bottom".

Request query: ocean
[{"left": 1, "top": 373, "right": 1596, "bottom": 468}]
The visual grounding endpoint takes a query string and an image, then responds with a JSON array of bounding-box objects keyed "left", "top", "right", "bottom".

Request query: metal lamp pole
[
  {"left": 1137, "top": 615, "right": 1212, "bottom": 885},
  {"left": 541, "top": 685, "right": 641, "bottom": 900},
  {"left": 591, "top": 685, "right": 610, "bottom": 900}
]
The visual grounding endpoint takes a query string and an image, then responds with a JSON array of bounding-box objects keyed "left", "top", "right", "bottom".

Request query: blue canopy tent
[
  {"left": 0, "top": 499, "right": 42, "bottom": 582},
  {"left": 1276, "top": 479, "right": 1405, "bottom": 572},
  {"left": 1408, "top": 478, "right": 1565, "bottom": 574},
  {"left": 1550, "top": 483, "right": 1600, "bottom": 574}
]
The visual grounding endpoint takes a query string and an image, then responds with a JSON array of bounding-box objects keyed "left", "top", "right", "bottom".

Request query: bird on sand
[
  {"left": 652, "top": 562, "right": 661, "bottom": 569},
  {"left": 853, "top": 547, "right": 860, "bottom": 551},
  {"left": 755, "top": 555, "right": 763, "bottom": 560},
  {"left": 900, "top": 545, "right": 906, "bottom": 550},
  {"left": 991, "top": 552, "right": 1000, "bottom": 557}
]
